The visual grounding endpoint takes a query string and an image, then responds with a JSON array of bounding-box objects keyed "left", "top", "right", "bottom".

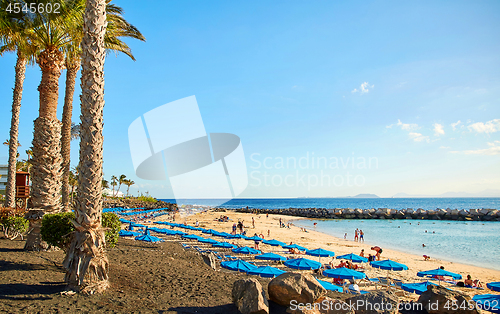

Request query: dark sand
[{"left": 0, "top": 237, "right": 349, "bottom": 313}]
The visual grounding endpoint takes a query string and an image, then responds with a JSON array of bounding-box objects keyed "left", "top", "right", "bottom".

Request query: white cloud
[
  {"left": 451, "top": 141, "right": 500, "bottom": 156},
  {"left": 433, "top": 123, "right": 445, "bottom": 136},
  {"left": 451, "top": 120, "right": 462, "bottom": 131},
  {"left": 397, "top": 119, "right": 418, "bottom": 131},
  {"left": 440, "top": 146, "right": 451, "bottom": 149},
  {"left": 467, "top": 119, "right": 500, "bottom": 134},
  {"left": 409, "top": 132, "right": 430, "bottom": 143},
  {"left": 352, "top": 82, "right": 374, "bottom": 94}
]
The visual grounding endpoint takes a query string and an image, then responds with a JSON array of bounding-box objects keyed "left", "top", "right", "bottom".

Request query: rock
[
  {"left": 346, "top": 291, "right": 399, "bottom": 314},
  {"left": 268, "top": 272, "right": 326, "bottom": 307},
  {"left": 232, "top": 278, "right": 269, "bottom": 314},
  {"left": 417, "top": 285, "right": 480, "bottom": 314},
  {"left": 201, "top": 252, "right": 217, "bottom": 270}
]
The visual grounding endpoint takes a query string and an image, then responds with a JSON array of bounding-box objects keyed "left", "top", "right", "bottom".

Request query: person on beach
[
  {"left": 359, "top": 230, "right": 364, "bottom": 242},
  {"left": 423, "top": 255, "right": 431, "bottom": 261},
  {"left": 195, "top": 220, "right": 199, "bottom": 227},
  {"left": 371, "top": 246, "right": 382, "bottom": 260},
  {"left": 313, "top": 222, "right": 317, "bottom": 227},
  {"left": 266, "top": 213, "right": 269, "bottom": 218},
  {"left": 360, "top": 249, "right": 365, "bottom": 257},
  {"left": 267, "top": 229, "right": 270, "bottom": 237},
  {"left": 344, "top": 233, "right": 347, "bottom": 240},
  {"left": 465, "top": 275, "right": 483, "bottom": 288},
  {"left": 354, "top": 229, "right": 359, "bottom": 242},
  {"left": 252, "top": 217, "right": 255, "bottom": 228},
  {"left": 232, "top": 223, "right": 237, "bottom": 235}
]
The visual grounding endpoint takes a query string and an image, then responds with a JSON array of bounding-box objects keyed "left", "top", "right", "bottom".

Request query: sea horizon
[{"left": 159, "top": 197, "right": 500, "bottom": 211}]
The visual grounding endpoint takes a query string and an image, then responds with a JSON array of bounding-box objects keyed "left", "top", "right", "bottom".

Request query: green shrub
[
  {"left": 1, "top": 216, "right": 29, "bottom": 239},
  {"left": 138, "top": 195, "right": 157, "bottom": 203},
  {"left": 41, "top": 212, "right": 121, "bottom": 249},
  {"left": 41, "top": 212, "right": 76, "bottom": 248},
  {"left": 102, "top": 212, "right": 120, "bottom": 248}
]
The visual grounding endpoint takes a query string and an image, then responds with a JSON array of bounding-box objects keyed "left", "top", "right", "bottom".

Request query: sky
[{"left": 1, "top": 0, "right": 499, "bottom": 199}]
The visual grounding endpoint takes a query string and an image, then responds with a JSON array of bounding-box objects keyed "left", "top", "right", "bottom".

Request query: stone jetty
[{"left": 230, "top": 206, "right": 500, "bottom": 221}]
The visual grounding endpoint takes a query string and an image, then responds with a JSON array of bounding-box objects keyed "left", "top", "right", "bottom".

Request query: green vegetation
[
  {"left": 102, "top": 212, "right": 120, "bottom": 248},
  {"left": 41, "top": 212, "right": 121, "bottom": 249},
  {"left": 138, "top": 194, "right": 157, "bottom": 203}
]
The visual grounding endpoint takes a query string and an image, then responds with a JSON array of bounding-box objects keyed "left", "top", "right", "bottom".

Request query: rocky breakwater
[
  {"left": 104, "top": 198, "right": 177, "bottom": 211},
  {"left": 231, "top": 207, "right": 500, "bottom": 221}
]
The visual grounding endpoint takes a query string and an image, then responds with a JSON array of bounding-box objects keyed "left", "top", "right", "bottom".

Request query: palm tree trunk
[
  {"left": 63, "top": 0, "right": 109, "bottom": 294},
  {"left": 61, "top": 60, "right": 80, "bottom": 212},
  {"left": 30, "top": 47, "right": 64, "bottom": 211},
  {"left": 26, "top": 48, "right": 64, "bottom": 251},
  {"left": 4, "top": 51, "right": 26, "bottom": 209}
]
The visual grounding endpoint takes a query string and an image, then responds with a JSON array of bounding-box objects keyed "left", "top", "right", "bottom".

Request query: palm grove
[{"left": 0, "top": 0, "right": 144, "bottom": 293}]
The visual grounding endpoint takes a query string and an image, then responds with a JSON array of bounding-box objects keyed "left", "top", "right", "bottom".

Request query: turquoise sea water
[
  {"left": 161, "top": 197, "right": 500, "bottom": 210},
  {"left": 160, "top": 198, "right": 500, "bottom": 270},
  {"left": 293, "top": 219, "right": 500, "bottom": 271}
]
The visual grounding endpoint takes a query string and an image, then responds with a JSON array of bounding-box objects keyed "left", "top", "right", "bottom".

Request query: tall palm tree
[
  {"left": 0, "top": 2, "right": 36, "bottom": 208},
  {"left": 124, "top": 179, "right": 134, "bottom": 196},
  {"left": 60, "top": 1, "right": 145, "bottom": 210},
  {"left": 110, "top": 175, "right": 117, "bottom": 196},
  {"left": 63, "top": 0, "right": 109, "bottom": 293},
  {"left": 28, "top": 0, "right": 84, "bottom": 213},
  {"left": 115, "top": 174, "right": 126, "bottom": 197}
]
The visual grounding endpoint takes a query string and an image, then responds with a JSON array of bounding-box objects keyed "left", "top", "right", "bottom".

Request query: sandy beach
[{"left": 155, "top": 209, "right": 500, "bottom": 298}]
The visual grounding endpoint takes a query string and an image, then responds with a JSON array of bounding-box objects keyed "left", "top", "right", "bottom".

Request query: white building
[{"left": 0, "top": 164, "right": 7, "bottom": 195}]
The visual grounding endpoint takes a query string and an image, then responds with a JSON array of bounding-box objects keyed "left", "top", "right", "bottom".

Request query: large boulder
[
  {"left": 232, "top": 278, "right": 269, "bottom": 314},
  {"left": 417, "top": 285, "right": 480, "bottom": 314},
  {"left": 346, "top": 291, "right": 399, "bottom": 314},
  {"left": 268, "top": 272, "right": 326, "bottom": 307}
]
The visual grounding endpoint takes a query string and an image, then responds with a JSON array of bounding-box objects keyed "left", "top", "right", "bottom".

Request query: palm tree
[
  {"left": 28, "top": 0, "right": 85, "bottom": 213},
  {"left": 0, "top": 2, "right": 36, "bottom": 208},
  {"left": 63, "top": 0, "right": 109, "bottom": 293},
  {"left": 124, "top": 179, "right": 134, "bottom": 196},
  {"left": 60, "top": 1, "right": 144, "bottom": 211},
  {"left": 110, "top": 175, "right": 117, "bottom": 196},
  {"left": 115, "top": 174, "right": 126, "bottom": 197}
]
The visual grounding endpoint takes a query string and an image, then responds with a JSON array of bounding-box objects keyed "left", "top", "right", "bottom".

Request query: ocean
[
  {"left": 160, "top": 197, "right": 500, "bottom": 270},
  {"left": 160, "top": 197, "right": 500, "bottom": 210},
  {"left": 293, "top": 219, "right": 500, "bottom": 271}
]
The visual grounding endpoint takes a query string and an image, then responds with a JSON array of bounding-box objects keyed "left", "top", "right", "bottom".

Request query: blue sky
[{"left": 1, "top": 0, "right": 499, "bottom": 198}]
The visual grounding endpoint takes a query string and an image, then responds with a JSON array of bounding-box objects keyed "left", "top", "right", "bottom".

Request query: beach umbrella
[
  {"left": 336, "top": 253, "right": 368, "bottom": 263},
  {"left": 212, "top": 242, "right": 237, "bottom": 249},
  {"left": 221, "top": 259, "right": 257, "bottom": 272},
  {"left": 263, "top": 239, "right": 287, "bottom": 247},
  {"left": 246, "top": 235, "right": 264, "bottom": 242},
  {"left": 202, "top": 229, "right": 217, "bottom": 234},
  {"left": 306, "top": 248, "right": 335, "bottom": 257},
  {"left": 227, "top": 234, "right": 247, "bottom": 239},
  {"left": 214, "top": 232, "right": 232, "bottom": 238},
  {"left": 306, "top": 248, "right": 335, "bottom": 265},
  {"left": 255, "top": 252, "right": 287, "bottom": 262},
  {"left": 284, "top": 258, "right": 322, "bottom": 270},
  {"left": 472, "top": 294, "right": 500, "bottom": 314},
  {"left": 135, "top": 232, "right": 163, "bottom": 242},
  {"left": 198, "top": 237, "right": 219, "bottom": 244},
  {"left": 181, "top": 234, "right": 201, "bottom": 240},
  {"left": 247, "top": 266, "right": 286, "bottom": 278},
  {"left": 323, "top": 267, "right": 366, "bottom": 280},
  {"left": 370, "top": 260, "right": 408, "bottom": 271},
  {"left": 401, "top": 281, "right": 438, "bottom": 295},
  {"left": 417, "top": 268, "right": 462, "bottom": 280},
  {"left": 232, "top": 246, "right": 261, "bottom": 255},
  {"left": 316, "top": 279, "right": 343, "bottom": 292},
  {"left": 283, "top": 244, "right": 307, "bottom": 251},
  {"left": 119, "top": 218, "right": 131, "bottom": 223},
  {"left": 132, "top": 223, "right": 146, "bottom": 228},
  {"left": 119, "top": 230, "right": 140, "bottom": 237},
  {"left": 487, "top": 282, "right": 500, "bottom": 292}
]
